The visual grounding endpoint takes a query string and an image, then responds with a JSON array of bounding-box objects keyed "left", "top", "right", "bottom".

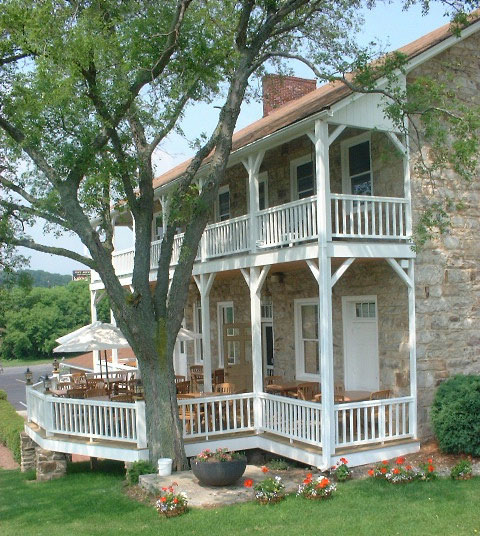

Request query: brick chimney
[{"left": 262, "top": 75, "right": 316, "bottom": 117}]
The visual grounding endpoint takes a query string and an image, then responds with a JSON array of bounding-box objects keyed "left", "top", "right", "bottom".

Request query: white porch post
[
  {"left": 197, "top": 178, "right": 208, "bottom": 262},
  {"left": 312, "top": 119, "right": 335, "bottom": 467},
  {"left": 241, "top": 266, "right": 270, "bottom": 431},
  {"left": 408, "top": 259, "right": 417, "bottom": 437},
  {"left": 193, "top": 273, "right": 216, "bottom": 392},
  {"left": 90, "top": 289, "right": 100, "bottom": 373},
  {"left": 242, "top": 151, "right": 265, "bottom": 253},
  {"left": 110, "top": 309, "right": 118, "bottom": 367}
]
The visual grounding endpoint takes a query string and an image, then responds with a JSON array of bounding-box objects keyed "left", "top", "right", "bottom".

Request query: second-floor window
[
  {"left": 217, "top": 185, "right": 230, "bottom": 221},
  {"left": 291, "top": 155, "right": 315, "bottom": 200},
  {"left": 342, "top": 133, "right": 372, "bottom": 195}
]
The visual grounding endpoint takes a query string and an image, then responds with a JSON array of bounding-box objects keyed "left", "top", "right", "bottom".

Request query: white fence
[
  {"left": 331, "top": 194, "right": 409, "bottom": 239},
  {"left": 178, "top": 393, "right": 255, "bottom": 440},
  {"left": 259, "top": 393, "right": 322, "bottom": 447},
  {"left": 205, "top": 215, "right": 250, "bottom": 258},
  {"left": 256, "top": 196, "right": 318, "bottom": 248},
  {"left": 334, "top": 396, "right": 414, "bottom": 448},
  {"left": 26, "top": 387, "right": 147, "bottom": 447}
]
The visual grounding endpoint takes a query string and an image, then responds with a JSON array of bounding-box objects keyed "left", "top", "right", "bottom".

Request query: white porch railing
[
  {"left": 259, "top": 393, "right": 322, "bottom": 447},
  {"left": 334, "top": 396, "right": 414, "bottom": 448},
  {"left": 331, "top": 194, "right": 409, "bottom": 239},
  {"left": 205, "top": 215, "right": 250, "bottom": 258},
  {"left": 112, "top": 247, "right": 136, "bottom": 277},
  {"left": 26, "top": 387, "right": 147, "bottom": 446},
  {"left": 256, "top": 196, "right": 318, "bottom": 248},
  {"left": 178, "top": 393, "right": 255, "bottom": 440}
]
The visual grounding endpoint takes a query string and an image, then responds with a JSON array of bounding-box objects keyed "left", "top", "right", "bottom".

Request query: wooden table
[
  {"left": 313, "top": 390, "right": 371, "bottom": 403},
  {"left": 265, "top": 382, "right": 302, "bottom": 396},
  {"left": 177, "top": 392, "right": 223, "bottom": 399}
]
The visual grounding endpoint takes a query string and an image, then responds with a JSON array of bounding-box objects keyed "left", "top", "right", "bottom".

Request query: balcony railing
[{"left": 97, "top": 193, "right": 411, "bottom": 282}]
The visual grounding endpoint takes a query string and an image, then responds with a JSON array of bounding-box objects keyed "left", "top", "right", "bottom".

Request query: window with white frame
[
  {"left": 217, "top": 301, "right": 235, "bottom": 366},
  {"left": 294, "top": 298, "right": 320, "bottom": 379},
  {"left": 217, "top": 185, "right": 230, "bottom": 221},
  {"left": 341, "top": 133, "right": 372, "bottom": 195},
  {"left": 193, "top": 302, "right": 203, "bottom": 363},
  {"left": 291, "top": 155, "right": 315, "bottom": 200}
]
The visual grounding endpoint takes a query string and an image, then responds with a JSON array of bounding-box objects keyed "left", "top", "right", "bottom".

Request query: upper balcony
[{"left": 92, "top": 191, "right": 410, "bottom": 284}]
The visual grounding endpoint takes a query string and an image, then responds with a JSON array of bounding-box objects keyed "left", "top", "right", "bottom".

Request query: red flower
[
  {"left": 303, "top": 478, "right": 312, "bottom": 484},
  {"left": 368, "top": 469, "right": 374, "bottom": 476},
  {"left": 306, "top": 473, "right": 313, "bottom": 479},
  {"left": 393, "top": 468, "right": 400, "bottom": 475},
  {"left": 169, "top": 487, "right": 174, "bottom": 493},
  {"left": 161, "top": 487, "right": 168, "bottom": 491},
  {"left": 331, "top": 465, "right": 337, "bottom": 470},
  {"left": 319, "top": 478, "right": 330, "bottom": 488},
  {"left": 173, "top": 497, "right": 178, "bottom": 504},
  {"left": 428, "top": 465, "right": 435, "bottom": 473},
  {"left": 160, "top": 497, "right": 167, "bottom": 503},
  {"left": 261, "top": 465, "right": 269, "bottom": 473},
  {"left": 244, "top": 478, "right": 254, "bottom": 488},
  {"left": 339, "top": 457, "right": 348, "bottom": 465},
  {"left": 380, "top": 467, "right": 387, "bottom": 474},
  {"left": 172, "top": 481, "right": 178, "bottom": 486},
  {"left": 405, "top": 465, "right": 412, "bottom": 471},
  {"left": 427, "top": 458, "right": 433, "bottom": 464},
  {"left": 382, "top": 460, "right": 388, "bottom": 465},
  {"left": 396, "top": 457, "right": 405, "bottom": 465}
]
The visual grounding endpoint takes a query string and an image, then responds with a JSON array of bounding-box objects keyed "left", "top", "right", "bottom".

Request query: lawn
[
  {"left": 1, "top": 358, "right": 54, "bottom": 368},
  {"left": 1, "top": 461, "right": 479, "bottom": 536}
]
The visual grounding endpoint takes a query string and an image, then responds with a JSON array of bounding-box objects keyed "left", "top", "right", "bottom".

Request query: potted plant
[
  {"left": 297, "top": 474, "right": 336, "bottom": 500},
  {"left": 450, "top": 459, "right": 473, "bottom": 480},
  {"left": 191, "top": 448, "right": 247, "bottom": 486},
  {"left": 155, "top": 484, "right": 188, "bottom": 518},
  {"left": 329, "top": 457, "right": 352, "bottom": 482},
  {"left": 246, "top": 472, "right": 285, "bottom": 504}
]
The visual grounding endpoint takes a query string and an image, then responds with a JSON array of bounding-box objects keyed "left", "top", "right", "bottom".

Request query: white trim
[
  {"left": 341, "top": 132, "right": 373, "bottom": 195},
  {"left": 290, "top": 154, "right": 315, "bottom": 200},
  {"left": 193, "top": 301, "right": 203, "bottom": 364},
  {"left": 246, "top": 171, "right": 269, "bottom": 212},
  {"left": 342, "top": 295, "right": 379, "bottom": 392},
  {"left": 217, "top": 301, "right": 234, "bottom": 368},
  {"left": 294, "top": 297, "right": 321, "bottom": 381}
]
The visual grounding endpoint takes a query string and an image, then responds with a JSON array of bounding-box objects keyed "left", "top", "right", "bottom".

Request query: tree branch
[
  {"left": 10, "top": 237, "right": 95, "bottom": 268},
  {"left": 0, "top": 199, "right": 71, "bottom": 229}
]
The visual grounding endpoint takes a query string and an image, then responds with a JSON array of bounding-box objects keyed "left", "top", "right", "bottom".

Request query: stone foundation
[
  {"left": 35, "top": 448, "right": 68, "bottom": 482},
  {"left": 20, "top": 432, "right": 37, "bottom": 473}
]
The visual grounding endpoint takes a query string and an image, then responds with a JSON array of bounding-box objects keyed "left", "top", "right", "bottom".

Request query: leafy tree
[
  {"left": 0, "top": 269, "right": 72, "bottom": 287},
  {"left": 0, "top": 0, "right": 477, "bottom": 467}
]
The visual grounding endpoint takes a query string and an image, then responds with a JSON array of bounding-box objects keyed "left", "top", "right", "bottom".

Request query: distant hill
[{"left": 0, "top": 269, "right": 72, "bottom": 288}]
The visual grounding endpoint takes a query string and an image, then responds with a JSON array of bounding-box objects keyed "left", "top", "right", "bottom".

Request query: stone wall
[
  {"left": 182, "top": 261, "right": 409, "bottom": 395},
  {"left": 409, "top": 31, "right": 480, "bottom": 438},
  {"left": 19, "top": 432, "right": 68, "bottom": 481}
]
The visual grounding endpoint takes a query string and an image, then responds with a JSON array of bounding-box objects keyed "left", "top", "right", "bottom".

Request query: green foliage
[
  {"left": 0, "top": 396, "right": 24, "bottom": 463},
  {"left": 266, "top": 458, "right": 291, "bottom": 471},
  {"left": 0, "top": 279, "right": 109, "bottom": 360},
  {"left": 0, "top": 389, "right": 7, "bottom": 400},
  {"left": 431, "top": 375, "right": 480, "bottom": 456},
  {"left": 126, "top": 460, "right": 156, "bottom": 485},
  {"left": 450, "top": 459, "right": 473, "bottom": 479},
  {"left": 0, "top": 269, "right": 72, "bottom": 288}
]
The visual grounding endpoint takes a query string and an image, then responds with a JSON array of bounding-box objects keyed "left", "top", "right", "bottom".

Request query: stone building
[{"left": 25, "top": 14, "right": 480, "bottom": 469}]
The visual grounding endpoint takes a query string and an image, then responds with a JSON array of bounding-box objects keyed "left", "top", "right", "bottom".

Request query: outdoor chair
[
  {"left": 334, "top": 383, "right": 345, "bottom": 396},
  {"left": 190, "top": 365, "right": 203, "bottom": 375},
  {"left": 86, "top": 378, "right": 106, "bottom": 390},
  {"left": 84, "top": 387, "right": 107, "bottom": 399},
  {"left": 369, "top": 389, "right": 391, "bottom": 400},
  {"left": 366, "top": 390, "right": 392, "bottom": 442},
  {"left": 264, "top": 375, "right": 283, "bottom": 390},
  {"left": 176, "top": 380, "right": 191, "bottom": 395},
  {"left": 175, "top": 375, "right": 186, "bottom": 384},
  {"left": 110, "top": 393, "right": 133, "bottom": 402},
  {"left": 71, "top": 372, "right": 88, "bottom": 388},
  {"left": 212, "top": 369, "right": 224, "bottom": 386},
  {"left": 66, "top": 388, "right": 86, "bottom": 399},
  {"left": 214, "top": 382, "right": 236, "bottom": 394},
  {"left": 296, "top": 382, "right": 320, "bottom": 401},
  {"left": 191, "top": 372, "right": 204, "bottom": 392}
]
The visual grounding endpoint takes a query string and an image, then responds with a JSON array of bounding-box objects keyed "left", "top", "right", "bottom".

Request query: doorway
[{"left": 342, "top": 296, "right": 379, "bottom": 391}]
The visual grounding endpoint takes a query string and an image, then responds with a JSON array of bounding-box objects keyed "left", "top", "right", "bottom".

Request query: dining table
[
  {"left": 265, "top": 381, "right": 305, "bottom": 396},
  {"left": 313, "top": 390, "right": 372, "bottom": 403}
]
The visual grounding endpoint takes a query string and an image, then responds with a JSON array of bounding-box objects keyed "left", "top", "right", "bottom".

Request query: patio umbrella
[{"left": 54, "top": 321, "right": 130, "bottom": 381}]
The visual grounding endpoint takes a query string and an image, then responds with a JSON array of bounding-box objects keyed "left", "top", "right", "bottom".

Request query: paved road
[{"left": 0, "top": 364, "right": 52, "bottom": 410}]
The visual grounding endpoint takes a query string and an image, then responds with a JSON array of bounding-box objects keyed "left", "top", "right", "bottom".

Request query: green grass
[
  {"left": 1, "top": 462, "right": 480, "bottom": 536},
  {"left": 1, "top": 358, "right": 54, "bottom": 368}
]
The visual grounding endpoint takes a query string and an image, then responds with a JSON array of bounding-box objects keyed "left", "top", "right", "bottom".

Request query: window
[
  {"left": 217, "top": 185, "right": 230, "bottom": 221},
  {"left": 217, "top": 302, "right": 235, "bottom": 366},
  {"left": 294, "top": 298, "right": 320, "bottom": 379},
  {"left": 355, "top": 301, "right": 376, "bottom": 319},
  {"left": 193, "top": 302, "right": 203, "bottom": 363},
  {"left": 246, "top": 171, "right": 268, "bottom": 212},
  {"left": 341, "top": 134, "right": 372, "bottom": 195},
  {"left": 291, "top": 155, "right": 315, "bottom": 200},
  {"left": 152, "top": 212, "right": 163, "bottom": 241}
]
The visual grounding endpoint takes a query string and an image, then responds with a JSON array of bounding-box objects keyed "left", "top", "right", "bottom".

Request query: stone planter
[{"left": 191, "top": 458, "right": 247, "bottom": 486}]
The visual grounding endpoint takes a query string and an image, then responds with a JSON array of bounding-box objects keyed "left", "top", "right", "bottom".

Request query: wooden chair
[
  {"left": 110, "top": 393, "right": 133, "bottom": 402},
  {"left": 368, "top": 390, "right": 392, "bottom": 442},
  {"left": 191, "top": 372, "right": 204, "bottom": 392},
  {"left": 86, "top": 378, "right": 106, "bottom": 390},
  {"left": 296, "top": 382, "right": 320, "bottom": 401},
  {"left": 334, "top": 383, "right": 345, "bottom": 396},
  {"left": 71, "top": 372, "right": 88, "bottom": 388},
  {"left": 66, "top": 388, "right": 85, "bottom": 399},
  {"left": 214, "top": 382, "right": 235, "bottom": 394},
  {"left": 190, "top": 365, "right": 203, "bottom": 376},
  {"left": 175, "top": 375, "right": 186, "bottom": 384},
  {"left": 370, "top": 389, "right": 391, "bottom": 400},
  {"left": 84, "top": 387, "right": 106, "bottom": 399},
  {"left": 264, "top": 375, "right": 283, "bottom": 390},
  {"left": 212, "top": 369, "right": 224, "bottom": 386},
  {"left": 176, "top": 380, "right": 191, "bottom": 395}
]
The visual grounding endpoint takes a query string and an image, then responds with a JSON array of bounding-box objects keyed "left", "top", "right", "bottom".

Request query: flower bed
[
  {"left": 155, "top": 483, "right": 188, "bottom": 518},
  {"left": 297, "top": 473, "right": 337, "bottom": 499},
  {"left": 244, "top": 466, "right": 285, "bottom": 504},
  {"left": 367, "top": 457, "right": 437, "bottom": 483}
]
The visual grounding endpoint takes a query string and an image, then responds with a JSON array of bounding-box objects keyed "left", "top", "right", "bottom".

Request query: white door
[{"left": 342, "top": 296, "right": 379, "bottom": 391}]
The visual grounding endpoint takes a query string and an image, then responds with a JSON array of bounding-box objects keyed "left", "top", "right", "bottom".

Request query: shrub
[
  {"left": 126, "top": 460, "right": 156, "bottom": 485},
  {"left": 431, "top": 374, "right": 480, "bottom": 456},
  {"left": 0, "top": 397, "right": 25, "bottom": 463},
  {"left": 450, "top": 459, "right": 473, "bottom": 479},
  {"left": 266, "top": 458, "right": 291, "bottom": 471},
  {"left": 0, "top": 390, "right": 7, "bottom": 400}
]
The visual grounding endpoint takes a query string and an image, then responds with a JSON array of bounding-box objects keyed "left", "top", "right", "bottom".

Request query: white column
[
  {"left": 90, "top": 290, "right": 101, "bottom": 373},
  {"left": 408, "top": 259, "right": 417, "bottom": 437},
  {"left": 197, "top": 178, "right": 208, "bottom": 262},
  {"left": 110, "top": 309, "right": 118, "bottom": 367},
  {"left": 313, "top": 119, "right": 335, "bottom": 468},
  {"left": 242, "top": 265, "right": 270, "bottom": 430},
  {"left": 193, "top": 273, "right": 216, "bottom": 392},
  {"left": 242, "top": 151, "right": 264, "bottom": 253}
]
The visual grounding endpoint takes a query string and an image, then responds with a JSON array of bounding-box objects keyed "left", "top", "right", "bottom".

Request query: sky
[{"left": 22, "top": 1, "right": 451, "bottom": 275}]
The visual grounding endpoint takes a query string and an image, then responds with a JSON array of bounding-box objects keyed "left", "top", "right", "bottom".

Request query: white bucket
[{"left": 158, "top": 458, "right": 173, "bottom": 476}]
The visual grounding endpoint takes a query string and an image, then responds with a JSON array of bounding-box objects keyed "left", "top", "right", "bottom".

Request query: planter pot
[
  {"left": 303, "top": 493, "right": 333, "bottom": 500},
  {"left": 453, "top": 473, "right": 473, "bottom": 480},
  {"left": 191, "top": 458, "right": 247, "bottom": 486},
  {"left": 158, "top": 458, "right": 173, "bottom": 476},
  {"left": 158, "top": 505, "right": 188, "bottom": 518},
  {"left": 256, "top": 495, "right": 285, "bottom": 505}
]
